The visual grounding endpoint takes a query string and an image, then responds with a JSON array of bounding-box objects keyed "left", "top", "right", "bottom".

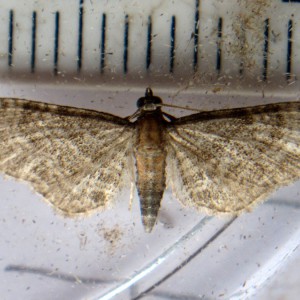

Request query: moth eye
[{"left": 136, "top": 98, "right": 145, "bottom": 108}]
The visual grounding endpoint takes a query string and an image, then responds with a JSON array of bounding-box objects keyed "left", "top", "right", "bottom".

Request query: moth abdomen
[{"left": 135, "top": 111, "right": 167, "bottom": 232}]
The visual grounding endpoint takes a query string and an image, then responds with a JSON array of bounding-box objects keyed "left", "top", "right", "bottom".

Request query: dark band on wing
[
  {"left": 171, "top": 102, "right": 300, "bottom": 125},
  {"left": 0, "top": 98, "right": 131, "bottom": 126}
]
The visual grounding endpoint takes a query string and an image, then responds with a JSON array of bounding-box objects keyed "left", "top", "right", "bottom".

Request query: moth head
[{"left": 136, "top": 88, "right": 162, "bottom": 111}]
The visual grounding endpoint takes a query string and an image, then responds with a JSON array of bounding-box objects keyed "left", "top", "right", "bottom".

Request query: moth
[{"left": 0, "top": 88, "right": 299, "bottom": 232}]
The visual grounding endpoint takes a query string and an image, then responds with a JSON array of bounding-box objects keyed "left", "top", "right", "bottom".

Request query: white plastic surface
[
  {"left": 0, "top": 83, "right": 299, "bottom": 300},
  {"left": 0, "top": 0, "right": 299, "bottom": 299}
]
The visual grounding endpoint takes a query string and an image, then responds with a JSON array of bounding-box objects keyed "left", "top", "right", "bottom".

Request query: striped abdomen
[{"left": 134, "top": 111, "right": 166, "bottom": 232}]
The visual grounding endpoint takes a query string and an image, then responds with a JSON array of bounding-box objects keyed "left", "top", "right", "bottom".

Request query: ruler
[{"left": 0, "top": 0, "right": 299, "bottom": 97}]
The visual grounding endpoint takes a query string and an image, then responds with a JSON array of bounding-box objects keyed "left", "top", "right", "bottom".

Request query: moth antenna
[{"left": 161, "top": 103, "right": 204, "bottom": 112}]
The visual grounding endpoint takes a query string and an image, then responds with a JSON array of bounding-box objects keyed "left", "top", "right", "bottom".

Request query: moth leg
[
  {"left": 162, "top": 112, "right": 177, "bottom": 122},
  {"left": 124, "top": 108, "right": 142, "bottom": 122},
  {"left": 127, "top": 151, "right": 136, "bottom": 211},
  {"left": 129, "top": 182, "right": 134, "bottom": 210}
]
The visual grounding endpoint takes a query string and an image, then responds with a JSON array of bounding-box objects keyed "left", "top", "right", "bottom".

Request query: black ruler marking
[
  {"left": 100, "top": 13, "right": 106, "bottom": 73},
  {"left": 77, "top": 0, "right": 84, "bottom": 71},
  {"left": 123, "top": 14, "right": 129, "bottom": 74},
  {"left": 54, "top": 12, "right": 60, "bottom": 75},
  {"left": 262, "top": 18, "right": 269, "bottom": 81},
  {"left": 146, "top": 16, "right": 152, "bottom": 70},
  {"left": 286, "top": 19, "right": 293, "bottom": 80},
  {"left": 170, "top": 15, "right": 176, "bottom": 73},
  {"left": 31, "top": 11, "right": 37, "bottom": 73},
  {"left": 193, "top": 0, "right": 200, "bottom": 72},
  {"left": 8, "top": 10, "right": 14, "bottom": 67},
  {"left": 216, "top": 17, "right": 222, "bottom": 73}
]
